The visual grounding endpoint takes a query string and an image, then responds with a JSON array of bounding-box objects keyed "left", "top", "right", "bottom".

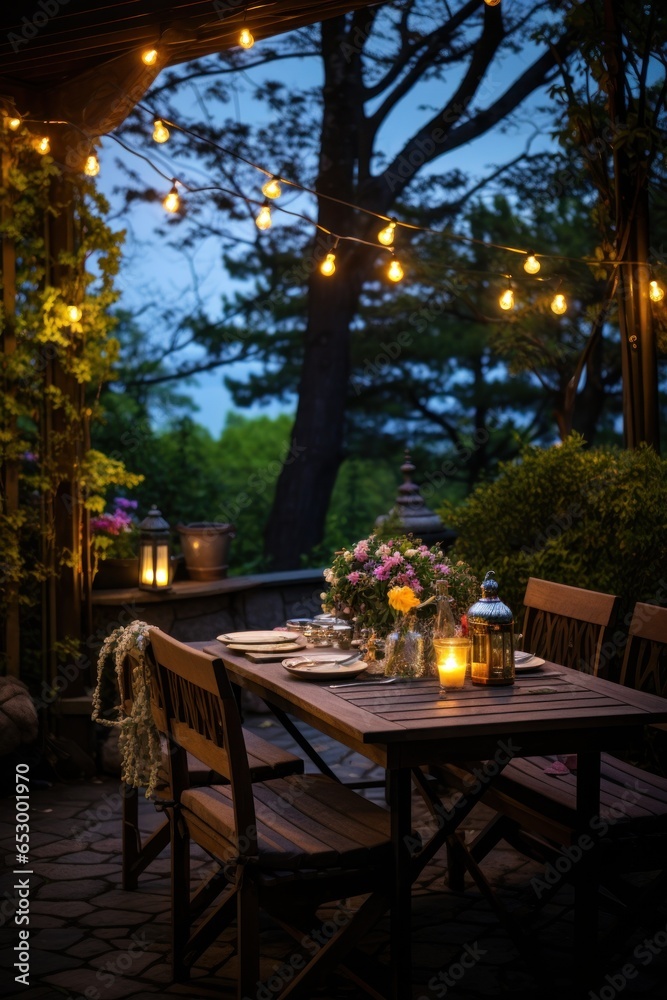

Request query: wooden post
[
  {"left": 1, "top": 146, "right": 20, "bottom": 676},
  {"left": 42, "top": 165, "right": 85, "bottom": 689}
]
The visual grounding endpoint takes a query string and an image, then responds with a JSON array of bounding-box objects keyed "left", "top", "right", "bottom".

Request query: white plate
[
  {"left": 227, "top": 639, "right": 306, "bottom": 653},
  {"left": 217, "top": 631, "right": 299, "bottom": 645},
  {"left": 514, "top": 655, "right": 545, "bottom": 673},
  {"left": 282, "top": 656, "right": 369, "bottom": 681}
]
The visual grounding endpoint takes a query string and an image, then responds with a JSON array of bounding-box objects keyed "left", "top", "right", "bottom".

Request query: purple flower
[
  {"left": 373, "top": 563, "right": 392, "bottom": 581},
  {"left": 434, "top": 563, "right": 450, "bottom": 575},
  {"left": 113, "top": 497, "right": 138, "bottom": 511},
  {"left": 22, "top": 451, "right": 38, "bottom": 463},
  {"left": 346, "top": 571, "right": 361, "bottom": 585}
]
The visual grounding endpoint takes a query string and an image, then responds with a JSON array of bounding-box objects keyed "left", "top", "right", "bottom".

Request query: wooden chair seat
[
  {"left": 445, "top": 753, "right": 667, "bottom": 851},
  {"left": 182, "top": 773, "right": 391, "bottom": 871}
]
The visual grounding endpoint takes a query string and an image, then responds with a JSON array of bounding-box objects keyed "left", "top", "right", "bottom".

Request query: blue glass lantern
[{"left": 467, "top": 571, "right": 514, "bottom": 685}]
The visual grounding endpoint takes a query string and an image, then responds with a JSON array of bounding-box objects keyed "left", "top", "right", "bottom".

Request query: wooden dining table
[{"left": 203, "top": 642, "right": 667, "bottom": 998}]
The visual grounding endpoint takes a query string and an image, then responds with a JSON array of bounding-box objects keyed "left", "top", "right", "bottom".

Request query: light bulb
[
  {"left": 499, "top": 287, "right": 514, "bottom": 311},
  {"left": 261, "top": 177, "right": 282, "bottom": 199},
  {"left": 36, "top": 136, "right": 50, "bottom": 155},
  {"left": 255, "top": 203, "right": 272, "bottom": 230},
  {"left": 523, "top": 254, "right": 540, "bottom": 275},
  {"left": 66, "top": 305, "right": 82, "bottom": 323},
  {"left": 649, "top": 279, "right": 665, "bottom": 303},
  {"left": 484, "top": 0, "right": 501, "bottom": 6},
  {"left": 320, "top": 252, "right": 336, "bottom": 277},
  {"left": 387, "top": 257, "right": 404, "bottom": 282},
  {"left": 142, "top": 48, "right": 158, "bottom": 66},
  {"left": 152, "top": 120, "right": 170, "bottom": 143},
  {"left": 84, "top": 154, "right": 100, "bottom": 177},
  {"left": 239, "top": 28, "right": 254, "bottom": 49},
  {"left": 378, "top": 221, "right": 396, "bottom": 246},
  {"left": 5, "top": 117, "right": 21, "bottom": 131},
  {"left": 163, "top": 184, "right": 180, "bottom": 213},
  {"left": 550, "top": 293, "right": 567, "bottom": 315}
]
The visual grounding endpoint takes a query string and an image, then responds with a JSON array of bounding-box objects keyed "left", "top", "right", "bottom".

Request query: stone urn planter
[{"left": 177, "top": 522, "right": 235, "bottom": 580}]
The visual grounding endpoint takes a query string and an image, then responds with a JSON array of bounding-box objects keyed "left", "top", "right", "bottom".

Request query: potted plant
[{"left": 91, "top": 497, "right": 140, "bottom": 589}]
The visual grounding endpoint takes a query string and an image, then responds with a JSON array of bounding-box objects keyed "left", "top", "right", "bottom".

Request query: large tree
[{"left": 117, "top": 0, "right": 575, "bottom": 567}]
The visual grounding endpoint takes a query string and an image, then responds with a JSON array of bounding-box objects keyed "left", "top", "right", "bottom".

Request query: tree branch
[
  {"left": 363, "top": 0, "right": 480, "bottom": 101},
  {"left": 368, "top": 28, "right": 574, "bottom": 214}
]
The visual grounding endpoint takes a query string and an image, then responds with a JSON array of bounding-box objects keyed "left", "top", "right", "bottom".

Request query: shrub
[{"left": 441, "top": 435, "right": 667, "bottom": 627}]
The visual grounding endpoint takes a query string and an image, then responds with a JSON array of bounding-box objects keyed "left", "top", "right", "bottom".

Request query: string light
[
  {"left": 649, "top": 279, "right": 665, "bottom": 303},
  {"left": 36, "top": 136, "right": 50, "bottom": 155},
  {"left": 255, "top": 201, "right": 272, "bottom": 230},
  {"left": 499, "top": 280, "right": 514, "bottom": 311},
  {"left": 320, "top": 252, "right": 336, "bottom": 277},
  {"left": 4, "top": 116, "right": 21, "bottom": 131},
  {"left": 84, "top": 154, "right": 100, "bottom": 176},
  {"left": 152, "top": 120, "right": 170, "bottom": 143},
  {"left": 550, "top": 292, "right": 567, "bottom": 315},
  {"left": 66, "top": 305, "right": 82, "bottom": 323},
  {"left": 261, "top": 177, "right": 282, "bottom": 199},
  {"left": 484, "top": 0, "right": 502, "bottom": 5},
  {"left": 387, "top": 254, "right": 404, "bottom": 282},
  {"left": 523, "top": 253, "right": 540, "bottom": 274},
  {"left": 142, "top": 48, "right": 158, "bottom": 66},
  {"left": 378, "top": 220, "right": 396, "bottom": 246},
  {"left": 239, "top": 28, "right": 254, "bottom": 49},
  {"left": 42, "top": 109, "right": 661, "bottom": 303},
  {"left": 163, "top": 182, "right": 180, "bottom": 213}
]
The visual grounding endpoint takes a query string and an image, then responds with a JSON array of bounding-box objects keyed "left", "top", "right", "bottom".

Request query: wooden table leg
[
  {"left": 388, "top": 767, "right": 412, "bottom": 1000},
  {"left": 574, "top": 750, "right": 601, "bottom": 990}
]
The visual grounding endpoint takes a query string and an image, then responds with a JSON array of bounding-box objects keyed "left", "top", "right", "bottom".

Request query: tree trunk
[
  {"left": 264, "top": 17, "right": 368, "bottom": 569},
  {"left": 264, "top": 266, "right": 364, "bottom": 568}
]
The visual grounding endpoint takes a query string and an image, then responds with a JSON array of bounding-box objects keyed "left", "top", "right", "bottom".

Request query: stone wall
[{"left": 89, "top": 568, "right": 326, "bottom": 643}]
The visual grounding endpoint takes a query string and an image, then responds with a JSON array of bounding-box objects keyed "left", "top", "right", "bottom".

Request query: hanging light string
[{"left": 8, "top": 111, "right": 666, "bottom": 293}]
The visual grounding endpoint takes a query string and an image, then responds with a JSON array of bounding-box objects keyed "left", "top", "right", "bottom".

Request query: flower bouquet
[{"left": 321, "top": 533, "right": 478, "bottom": 636}]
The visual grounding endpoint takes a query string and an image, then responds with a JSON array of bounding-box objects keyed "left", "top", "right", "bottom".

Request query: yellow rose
[{"left": 388, "top": 586, "right": 420, "bottom": 614}]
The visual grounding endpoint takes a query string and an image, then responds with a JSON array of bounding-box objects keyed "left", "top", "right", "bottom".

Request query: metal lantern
[
  {"left": 138, "top": 506, "right": 172, "bottom": 591},
  {"left": 467, "top": 570, "right": 514, "bottom": 686}
]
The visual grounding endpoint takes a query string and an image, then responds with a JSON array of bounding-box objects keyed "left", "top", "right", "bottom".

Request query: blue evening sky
[{"left": 97, "top": 31, "right": 556, "bottom": 436}]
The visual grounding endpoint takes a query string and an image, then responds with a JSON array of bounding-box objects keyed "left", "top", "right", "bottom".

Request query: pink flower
[
  {"left": 434, "top": 563, "right": 450, "bottom": 575},
  {"left": 346, "top": 571, "right": 361, "bottom": 585},
  {"left": 353, "top": 541, "right": 369, "bottom": 562},
  {"left": 373, "top": 563, "right": 392, "bottom": 581}
]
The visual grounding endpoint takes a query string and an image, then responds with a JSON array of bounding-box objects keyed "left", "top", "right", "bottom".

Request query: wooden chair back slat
[
  {"left": 148, "top": 629, "right": 257, "bottom": 855},
  {"left": 620, "top": 603, "right": 667, "bottom": 699},
  {"left": 522, "top": 578, "right": 620, "bottom": 676}
]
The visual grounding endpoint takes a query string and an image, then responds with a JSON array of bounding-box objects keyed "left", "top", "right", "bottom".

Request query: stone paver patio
[{"left": 2, "top": 711, "right": 667, "bottom": 1000}]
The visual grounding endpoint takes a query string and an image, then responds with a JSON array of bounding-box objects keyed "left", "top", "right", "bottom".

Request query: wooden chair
[
  {"left": 148, "top": 628, "right": 393, "bottom": 998},
  {"left": 521, "top": 577, "right": 621, "bottom": 675},
  {"left": 120, "top": 638, "right": 304, "bottom": 891},
  {"left": 440, "top": 578, "right": 620, "bottom": 889},
  {"left": 447, "top": 602, "right": 667, "bottom": 957}
]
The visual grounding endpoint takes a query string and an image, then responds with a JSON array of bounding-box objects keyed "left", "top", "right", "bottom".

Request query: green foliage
[
  {"left": 0, "top": 126, "right": 131, "bottom": 681},
  {"left": 443, "top": 435, "right": 667, "bottom": 623}
]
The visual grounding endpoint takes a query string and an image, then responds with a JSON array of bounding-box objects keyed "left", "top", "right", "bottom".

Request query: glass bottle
[
  {"left": 432, "top": 579, "right": 470, "bottom": 687},
  {"left": 433, "top": 579, "right": 457, "bottom": 639},
  {"left": 383, "top": 613, "right": 426, "bottom": 678}
]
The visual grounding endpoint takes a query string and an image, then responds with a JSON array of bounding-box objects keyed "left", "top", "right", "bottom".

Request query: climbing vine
[{"left": 0, "top": 125, "right": 141, "bottom": 684}]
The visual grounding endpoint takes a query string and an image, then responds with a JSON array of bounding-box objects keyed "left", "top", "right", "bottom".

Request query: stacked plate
[
  {"left": 216, "top": 630, "right": 306, "bottom": 653},
  {"left": 514, "top": 650, "right": 545, "bottom": 673}
]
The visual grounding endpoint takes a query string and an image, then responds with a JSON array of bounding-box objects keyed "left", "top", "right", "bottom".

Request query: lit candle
[{"left": 434, "top": 638, "right": 470, "bottom": 690}]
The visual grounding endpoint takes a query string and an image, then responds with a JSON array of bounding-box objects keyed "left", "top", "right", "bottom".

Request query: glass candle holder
[{"left": 434, "top": 637, "right": 470, "bottom": 691}]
